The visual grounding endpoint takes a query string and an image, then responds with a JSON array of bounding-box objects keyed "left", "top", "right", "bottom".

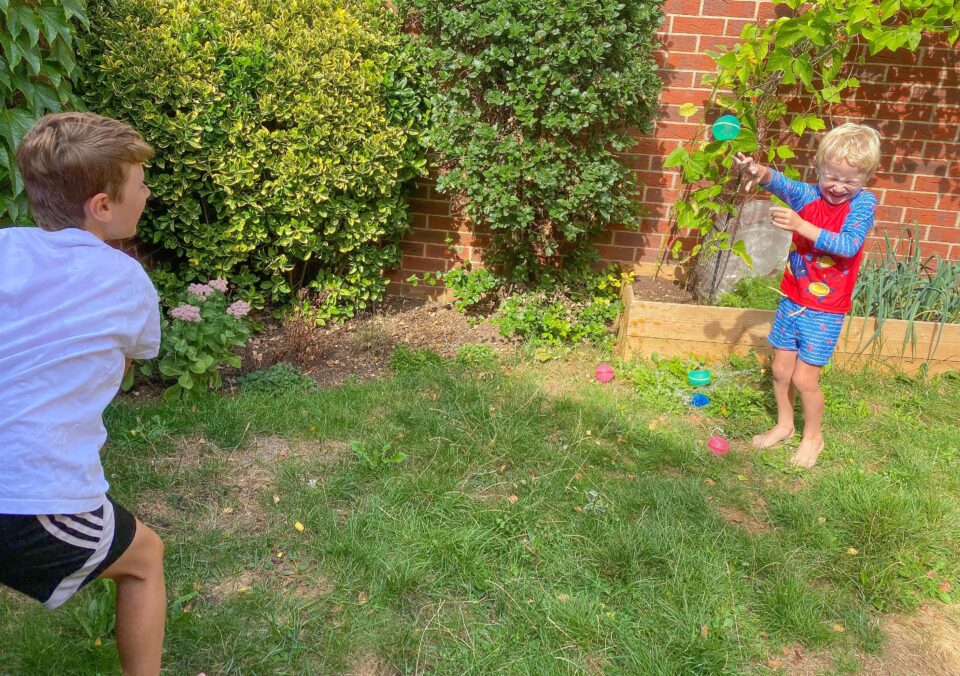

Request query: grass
[{"left": 1, "top": 349, "right": 959, "bottom": 674}]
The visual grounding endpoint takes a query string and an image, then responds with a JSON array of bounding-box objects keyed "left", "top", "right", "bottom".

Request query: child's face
[
  {"left": 816, "top": 157, "right": 869, "bottom": 206},
  {"left": 106, "top": 163, "right": 150, "bottom": 239}
]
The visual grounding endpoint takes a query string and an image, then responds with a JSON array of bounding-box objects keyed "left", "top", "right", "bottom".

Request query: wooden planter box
[{"left": 614, "top": 283, "right": 960, "bottom": 374}]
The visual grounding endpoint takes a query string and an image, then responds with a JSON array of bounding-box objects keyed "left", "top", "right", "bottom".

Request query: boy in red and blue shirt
[{"left": 735, "top": 123, "right": 881, "bottom": 468}]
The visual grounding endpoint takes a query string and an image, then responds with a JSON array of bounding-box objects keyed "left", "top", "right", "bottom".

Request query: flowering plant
[{"left": 139, "top": 279, "right": 252, "bottom": 400}]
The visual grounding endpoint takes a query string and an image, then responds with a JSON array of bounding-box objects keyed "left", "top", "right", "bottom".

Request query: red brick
[
  {"left": 874, "top": 102, "right": 933, "bottom": 122},
  {"left": 657, "top": 33, "right": 699, "bottom": 51},
  {"left": 865, "top": 49, "right": 920, "bottom": 67},
  {"left": 913, "top": 175, "right": 951, "bottom": 193},
  {"left": 409, "top": 227, "right": 453, "bottom": 244},
  {"left": 892, "top": 156, "right": 949, "bottom": 177},
  {"left": 700, "top": 0, "right": 757, "bottom": 18},
  {"left": 883, "top": 189, "right": 938, "bottom": 208},
  {"left": 409, "top": 213, "right": 428, "bottom": 228},
  {"left": 874, "top": 205, "right": 905, "bottom": 223},
  {"left": 653, "top": 120, "right": 700, "bottom": 141},
  {"left": 424, "top": 244, "right": 458, "bottom": 259},
  {"left": 868, "top": 173, "right": 911, "bottom": 190},
  {"left": 923, "top": 46, "right": 960, "bottom": 68},
  {"left": 402, "top": 255, "right": 451, "bottom": 273},
  {"left": 426, "top": 215, "right": 457, "bottom": 230},
  {"left": 663, "top": 52, "right": 718, "bottom": 71},
  {"left": 613, "top": 230, "right": 656, "bottom": 247},
  {"left": 938, "top": 192, "right": 960, "bottom": 211},
  {"left": 662, "top": 0, "right": 701, "bottom": 14},
  {"left": 659, "top": 69, "right": 695, "bottom": 88},
  {"left": 659, "top": 87, "right": 712, "bottom": 105},
  {"left": 400, "top": 241, "right": 425, "bottom": 256},
  {"left": 596, "top": 244, "right": 636, "bottom": 262},
  {"left": 848, "top": 64, "right": 888, "bottom": 84},
  {"left": 927, "top": 226, "right": 960, "bottom": 244},
  {"left": 700, "top": 36, "right": 742, "bottom": 51},
  {"left": 900, "top": 122, "right": 957, "bottom": 141},
  {"left": 906, "top": 208, "right": 958, "bottom": 227},
  {"left": 916, "top": 242, "right": 951, "bottom": 258},
  {"left": 725, "top": 19, "right": 754, "bottom": 37},
  {"left": 673, "top": 17, "right": 726, "bottom": 36},
  {"left": 643, "top": 187, "right": 680, "bottom": 204},
  {"left": 408, "top": 198, "right": 450, "bottom": 216},
  {"left": 923, "top": 142, "right": 960, "bottom": 161},
  {"left": 886, "top": 65, "right": 947, "bottom": 84}
]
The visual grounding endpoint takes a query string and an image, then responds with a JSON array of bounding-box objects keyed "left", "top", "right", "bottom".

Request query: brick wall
[{"left": 389, "top": 0, "right": 960, "bottom": 296}]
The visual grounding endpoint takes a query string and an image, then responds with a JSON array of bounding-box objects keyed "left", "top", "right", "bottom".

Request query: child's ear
[{"left": 84, "top": 192, "right": 111, "bottom": 222}]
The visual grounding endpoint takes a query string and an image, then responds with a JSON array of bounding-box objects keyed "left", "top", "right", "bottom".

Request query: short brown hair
[{"left": 16, "top": 112, "right": 154, "bottom": 231}]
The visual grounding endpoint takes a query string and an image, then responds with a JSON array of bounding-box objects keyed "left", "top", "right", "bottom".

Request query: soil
[
  {"left": 237, "top": 296, "right": 516, "bottom": 388},
  {"left": 631, "top": 274, "right": 697, "bottom": 305}
]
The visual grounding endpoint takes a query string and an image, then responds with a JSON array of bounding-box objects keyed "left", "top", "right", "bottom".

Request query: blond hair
[
  {"left": 15, "top": 112, "right": 154, "bottom": 231},
  {"left": 815, "top": 123, "right": 882, "bottom": 177}
]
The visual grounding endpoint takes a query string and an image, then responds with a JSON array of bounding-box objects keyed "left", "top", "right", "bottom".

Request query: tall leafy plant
[
  {"left": 79, "top": 0, "right": 426, "bottom": 321},
  {"left": 1, "top": 0, "right": 88, "bottom": 224},
  {"left": 661, "top": 0, "right": 959, "bottom": 298},
  {"left": 402, "top": 0, "right": 664, "bottom": 283}
]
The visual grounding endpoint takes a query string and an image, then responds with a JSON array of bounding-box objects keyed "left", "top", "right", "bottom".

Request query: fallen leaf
[
  {"left": 273, "top": 495, "right": 281, "bottom": 504},
  {"left": 508, "top": 495, "right": 519, "bottom": 504},
  {"left": 237, "top": 586, "right": 250, "bottom": 594},
  {"left": 926, "top": 570, "right": 939, "bottom": 579},
  {"left": 700, "top": 625, "right": 709, "bottom": 638},
  {"left": 767, "top": 658, "right": 782, "bottom": 669},
  {"left": 759, "top": 631, "right": 768, "bottom": 639},
  {"left": 556, "top": 593, "right": 569, "bottom": 602},
  {"left": 358, "top": 591, "right": 368, "bottom": 605},
  {"left": 832, "top": 624, "right": 846, "bottom": 633},
  {"left": 295, "top": 521, "right": 305, "bottom": 532},
  {"left": 938, "top": 581, "right": 952, "bottom": 592},
  {"left": 704, "top": 478, "right": 716, "bottom": 486},
  {"left": 847, "top": 547, "right": 858, "bottom": 556},
  {"left": 574, "top": 473, "right": 584, "bottom": 480},
  {"left": 94, "top": 638, "right": 102, "bottom": 647},
  {"left": 222, "top": 507, "right": 233, "bottom": 514},
  {"left": 817, "top": 516, "right": 826, "bottom": 524},
  {"left": 275, "top": 551, "right": 284, "bottom": 559}
]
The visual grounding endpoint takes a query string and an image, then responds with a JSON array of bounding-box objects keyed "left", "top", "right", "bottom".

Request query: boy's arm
[
  {"left": 734, "top": 152, "right": 817, "bottom": 211},
  {"left": 770, "top": 191, "right": 877, "bottom": 257},
  {"left": 812, "top": 191, "right": 878, "bottom": 257}
]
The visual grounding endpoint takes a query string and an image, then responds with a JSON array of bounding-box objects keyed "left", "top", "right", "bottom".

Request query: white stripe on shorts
[{"left": 37, "top": 499, "right": 116, "bottom": 609}]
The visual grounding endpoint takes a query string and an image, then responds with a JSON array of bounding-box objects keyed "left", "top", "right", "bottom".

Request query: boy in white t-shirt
[{"left": 0, "top": 113, "right": 165, "bottom": 674}]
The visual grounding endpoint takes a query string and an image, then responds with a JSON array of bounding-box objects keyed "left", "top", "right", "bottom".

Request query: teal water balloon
[{"left": 711, "top": 114, "right": 741, "bottom": 141}]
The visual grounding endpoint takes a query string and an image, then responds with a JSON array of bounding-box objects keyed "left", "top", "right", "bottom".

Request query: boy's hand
[
  {"left": 769, "top": 206, "right": 805, "bottom": 232},
  {"left": 734, "top": 152, "right": 769, "bottom": 192}
]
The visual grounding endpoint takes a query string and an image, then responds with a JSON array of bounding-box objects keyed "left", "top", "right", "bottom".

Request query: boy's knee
[
  {"left": 791, "top": 369, "right": 820, "bottom": 394},
  {"left": 771, "top": 360, "right": 794, "bottom": 383}
]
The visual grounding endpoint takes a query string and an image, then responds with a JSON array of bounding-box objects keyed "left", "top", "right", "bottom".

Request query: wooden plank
[{"left": 614, "top": 298, "right": 960, "bottom": 374}]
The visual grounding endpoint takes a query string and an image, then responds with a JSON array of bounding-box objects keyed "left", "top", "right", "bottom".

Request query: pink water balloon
[
  {"left": 595, "top": 363, "right": 615, "bottom": 383},
  {"left": 707, "top": 435, "right": 730, "bottom": 457}
]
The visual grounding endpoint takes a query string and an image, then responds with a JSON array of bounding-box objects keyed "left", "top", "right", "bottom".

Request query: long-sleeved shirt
[{"left": 762, "top": 169, "right": 877, "bottom": 314}]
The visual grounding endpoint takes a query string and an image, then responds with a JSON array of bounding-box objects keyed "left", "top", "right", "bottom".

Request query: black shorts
[{"left": 0, "top": 495, "right": 137, "bottom": 609}]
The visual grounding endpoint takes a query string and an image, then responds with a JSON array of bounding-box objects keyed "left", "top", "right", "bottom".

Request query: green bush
[
  {"left": 492, "top": 266, "right": 629, "bottom": 347},
  {"left": 402, "top": 0, "right": 664, "bottom": 282},
  {"left": 1, "top": 0, "right": 88, "bottom": 224},
  {"left": 237, "top": 362, "right": 316, "bottom": 395},
  {"left": 79, "top": 0, "right": 426, "bottom": 320}
]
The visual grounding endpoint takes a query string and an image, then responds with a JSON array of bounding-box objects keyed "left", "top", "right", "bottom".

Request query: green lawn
[{"left": 2, "top": 348, "right": 959, "bottom": 674}]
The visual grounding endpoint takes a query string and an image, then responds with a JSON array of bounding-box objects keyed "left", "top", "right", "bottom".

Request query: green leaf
[
  {"left": 663, "top": 145, "right": 689, "bottom": 169},
  {"left": 60, "top": 0, "right": 89, "bottom": 28},
  {"left": 678, "top": 103, "right": 698, "bottom": 119}
]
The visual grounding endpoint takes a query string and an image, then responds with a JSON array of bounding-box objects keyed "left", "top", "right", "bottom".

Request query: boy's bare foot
[
  {"left": 751, "top": 425, "right": 794, "bottom": 449},
  {"left": 790, "top": 436, "right": 825, "bottom": 468}
]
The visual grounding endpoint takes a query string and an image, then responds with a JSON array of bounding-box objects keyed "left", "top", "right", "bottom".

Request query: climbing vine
[{"left": 660, "top": 0, "right": 959, "bottom": 297}]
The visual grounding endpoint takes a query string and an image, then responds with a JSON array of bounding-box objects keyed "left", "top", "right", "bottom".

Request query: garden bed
[{"left": 615, "top": 282, "right": 960, "bottom": 374}]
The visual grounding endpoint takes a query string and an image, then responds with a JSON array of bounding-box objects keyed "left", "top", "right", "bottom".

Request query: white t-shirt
[{"left": 0, "top": 227, "right": 161, "bottom": 515}]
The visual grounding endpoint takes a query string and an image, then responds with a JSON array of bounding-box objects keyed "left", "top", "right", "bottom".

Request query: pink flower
[
  {"left": 226, "top": 300, "right": 250, "bottom": 318},
  {"left": 187, "top": 283, "right": 214, "bottom": 300},
  {"left": 171, "top": 304, "right": 202, "bottom": 322},
  {"left": 208, "top": 278, "right": 229, "bottom": 292}
]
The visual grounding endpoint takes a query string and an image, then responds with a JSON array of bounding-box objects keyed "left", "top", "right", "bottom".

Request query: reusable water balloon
[
  {"left": 691, "top": 393, "right": 710, "bottom": 408},
  {"left": 711, "top": 115, "right": 741, "bottom": 141},
  {"left": 707, "top": 435, "right": 730, "bottom": 457},
  {"left": 595, "top": 363, "right": 615, "bottom": 383},
  {"left": 688, "top": 369, "right": 712, "bottom": 386}
]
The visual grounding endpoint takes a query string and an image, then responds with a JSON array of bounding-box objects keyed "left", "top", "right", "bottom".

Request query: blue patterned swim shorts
[{"left": 768, "top": 297, "right": 845, "bottom": 366}]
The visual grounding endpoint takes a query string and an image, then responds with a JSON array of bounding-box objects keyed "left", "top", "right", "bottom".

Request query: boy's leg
[
  {"left": 790, "top": 360, "right": 825, "bottom": 468},
  {"left": 752, "top": 348, "right": 797, "bottom": 448},
  {"left": 97, "top": 519, "right": 165, "bottom": 676}
]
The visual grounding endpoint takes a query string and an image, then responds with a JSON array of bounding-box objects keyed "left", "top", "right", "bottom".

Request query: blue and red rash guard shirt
[{"left": 761, "top": 170, "right": 877, "bottom": 315}]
